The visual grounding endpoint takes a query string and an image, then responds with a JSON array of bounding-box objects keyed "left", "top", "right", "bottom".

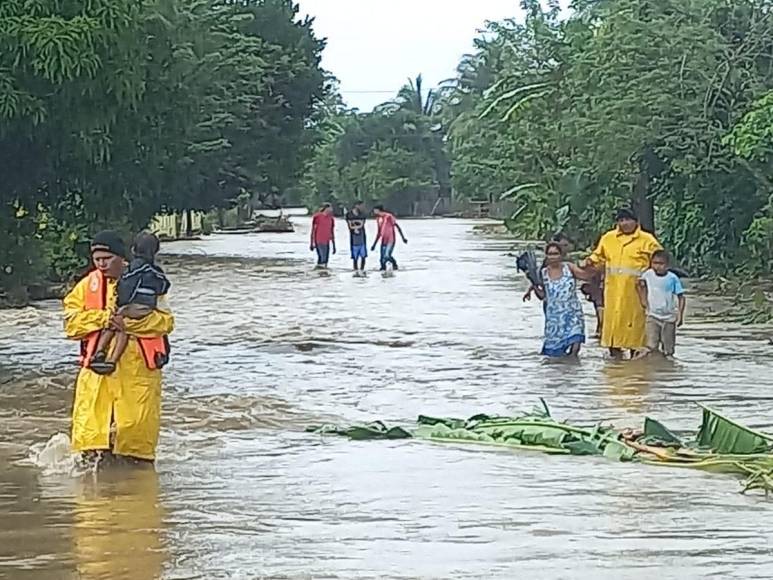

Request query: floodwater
[{"left": 1, "top": 218, "right": 773, "bottom": 580}]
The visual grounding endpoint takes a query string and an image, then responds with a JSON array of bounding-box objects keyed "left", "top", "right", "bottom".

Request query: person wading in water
[
  {"left": 310, "top": 203, "right": 336, "bottom": 269},
  {"left": 346, "top": 200, "right": 368, "bottom": 274},
  {"left": 532, "top": 241, "right": 593, "bottom": 357},
  {"left": 63, "top": 231, "right": 174, "bottom": 466},
  {"left": 371, "top": 205, "right": 407, "bottom": 272},
  {"left": 584, "top": 209, "right": 662, "bottom": 359}
]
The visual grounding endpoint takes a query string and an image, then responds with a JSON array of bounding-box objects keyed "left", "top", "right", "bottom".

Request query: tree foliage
[
  {"left": 300, "top": 74, "right": 450, "bottom": 214},
  {"left": 0, "top": 0, "right": 326, "bottom": 296},
  {"left": 439, "top": 0, "right": 773, "bottom": 274}
]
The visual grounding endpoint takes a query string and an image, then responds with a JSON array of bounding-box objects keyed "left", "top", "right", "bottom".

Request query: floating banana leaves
[
  {"left": 308, "top": 403, "right": 773, "bottom": 496},
  {"left": 309, "top": 421, "right": 412, "bottom": 440},
  {"left": 641, "top": 417, "right": 683, "bottom": 446},
  {"left": 695, "top": 404, "right": 773, "bottom": 454}
]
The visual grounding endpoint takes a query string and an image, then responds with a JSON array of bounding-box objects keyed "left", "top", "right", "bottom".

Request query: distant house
[{"left": 150, "top": 211, "right": 204, "bottom": 240}]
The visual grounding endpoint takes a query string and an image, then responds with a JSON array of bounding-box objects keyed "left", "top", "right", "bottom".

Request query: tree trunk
[{"left": 631, "top": 161, "right": 655, "bottom": 233}]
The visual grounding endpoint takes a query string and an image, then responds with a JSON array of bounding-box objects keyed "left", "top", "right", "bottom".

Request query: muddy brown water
[{"left": 1, "top": 218, "right": 773, "bottom": 580}]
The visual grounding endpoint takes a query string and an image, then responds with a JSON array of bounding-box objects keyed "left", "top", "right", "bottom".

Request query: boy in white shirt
[{"left": 637, "top": 250, "right": 686, "bottom": 357}]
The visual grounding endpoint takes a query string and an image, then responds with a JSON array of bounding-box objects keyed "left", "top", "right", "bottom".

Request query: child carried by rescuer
[
  {"left": 89, "top": 232, "right": 171, "bottom": 375},
  {"left": 637, "top": 249, "right": 686, "bottom": 358}
]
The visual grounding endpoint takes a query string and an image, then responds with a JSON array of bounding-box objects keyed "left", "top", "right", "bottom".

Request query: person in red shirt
[
  {"left": 371, "top": 205, "right": 407, "bottom": 271},
  {"left": 310, "top": 203, "right": 336, "bottom": 268}
]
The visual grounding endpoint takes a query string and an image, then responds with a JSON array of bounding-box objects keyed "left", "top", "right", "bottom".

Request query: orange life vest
[{"left": 80, "top": 270, "right": 169, "bottom": 370}]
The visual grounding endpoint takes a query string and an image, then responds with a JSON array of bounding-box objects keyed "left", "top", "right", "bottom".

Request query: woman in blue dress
[{"left": 534, "top": 242, "right": 590, "bottom": 357}]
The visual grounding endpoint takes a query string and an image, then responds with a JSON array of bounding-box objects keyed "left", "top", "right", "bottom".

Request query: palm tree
[
  {"left": 370, "top": 74, "right": 451, "bottom": 203},
  {"left": 395, "top": 74, "right": 438, "bottom": 116},
  {"left": 375, "top": 74, "right": 440, "bottom": 118}
]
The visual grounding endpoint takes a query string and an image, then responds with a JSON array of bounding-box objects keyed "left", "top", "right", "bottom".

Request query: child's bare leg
[
  {"left": 89, "top": 328, "right": 120, "bottom": 375},
  {"left": 93, "top": 329, "right": 115, "bottom": 359},
  {"left": 106, "top": 331, "right": 129, "bottom": 364},
  {"left": 596, "top": 307, "right": 604, "bottom": 338}
]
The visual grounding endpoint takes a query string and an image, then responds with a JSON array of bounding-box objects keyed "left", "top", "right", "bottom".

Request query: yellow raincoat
[
  {"left": 64, "top": 275, "right": 174, "bottom": 460},
  {"left": 588, "top": 227, "right": 662, "bottom": 349}
]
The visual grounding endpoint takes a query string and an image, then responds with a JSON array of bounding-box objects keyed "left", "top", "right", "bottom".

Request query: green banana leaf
[
  {"left": 306, "top": 404, "right": 773, "bottom": 496},
  {"left": 563, "top": 440, "right": 603, "bottom": 456},
  {"left": 473, "top": 423, "right": 570, "bottom": 448},
  {"left": 603, "top": 439, "right": 637, "bottom": 461},
  {"left": 417, "top": 415, "right": 467, "bottom": 430},
  {"left": 696, "top": 405, "right": 773, "bottom": 454},
  {"left": 417, "top": 423, "right": 570, "bottom": 454},
  {"left": 641, "top": 417, "right": 683, "bottom": 446},
  {"left": 307, "top": 421, "right": 412, "bottom": 440}
]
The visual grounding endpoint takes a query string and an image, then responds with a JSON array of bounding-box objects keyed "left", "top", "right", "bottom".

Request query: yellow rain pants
[
  {"left": 63, "top": 275, "right": 174, "bottom": 460},
  {"left": 588, "top": 227, "right": 662, "bottom": 350}
]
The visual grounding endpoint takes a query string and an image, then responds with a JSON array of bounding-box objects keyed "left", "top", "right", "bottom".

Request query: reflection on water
[
  {"left": 1, "top": 218, "right": 773, "bottom": 579},
  {"left": 602, "top": 360, "right": 656, "bottom": 413},
  {"left": 72, "top": 468, "right": 165, "bottom": 580}
]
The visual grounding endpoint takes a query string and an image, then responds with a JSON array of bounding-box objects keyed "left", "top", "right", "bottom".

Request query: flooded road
[{"left": 2, "top": 217, "right": 773, "bottom": 579}]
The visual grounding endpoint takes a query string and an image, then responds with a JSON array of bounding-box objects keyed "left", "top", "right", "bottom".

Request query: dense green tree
[
  {"left": 439, "top": 0, "right": 773, "bottom": 273},
  {"left": 0, "top": 0, "right": 326, "bottom": 299},
  {"left": 300, "top": 106, "right": 438, "bottom": 213},
  {"left": 300, "top": 72, "right": 452, "bottom": 212}
]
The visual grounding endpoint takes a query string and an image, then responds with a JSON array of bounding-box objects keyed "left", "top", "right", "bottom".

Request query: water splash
[{"left": 26, "top": 433, "right": 81, "bottom": 476}]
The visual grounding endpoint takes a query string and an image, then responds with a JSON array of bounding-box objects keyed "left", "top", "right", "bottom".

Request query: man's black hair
[
  {"left": 91, "top": 230, "right": 127, "bottom": 258},
  {"left": 374, "top": 204, "right": 385, "bottom": 211},
  {"left": 615, "top": 207, "right": 637, "bottom": 221}
]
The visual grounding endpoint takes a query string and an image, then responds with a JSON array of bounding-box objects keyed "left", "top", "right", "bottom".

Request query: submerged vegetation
[{"left": 309, "top": 400, "right": 773, "bottom": 497}]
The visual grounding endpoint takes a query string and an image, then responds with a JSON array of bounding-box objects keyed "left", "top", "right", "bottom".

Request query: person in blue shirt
[
  {"left": 346, "top": 200, "right": 368, "bottom": 273},
  {"left": 637, "top": 250, "right": 686, "bottom": 357}
]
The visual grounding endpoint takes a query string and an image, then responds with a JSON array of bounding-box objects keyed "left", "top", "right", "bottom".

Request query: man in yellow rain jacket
[
  {"left": 63, "top": 231, "right": 174, "bottom": 462},
  {"left": 586, "top": 209, "right": 662, "bottom": 357}
]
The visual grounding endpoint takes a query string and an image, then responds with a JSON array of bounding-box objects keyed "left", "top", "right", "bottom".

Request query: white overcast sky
[{"left": 298, "top": 1, "right": 524, "bottom": 111}]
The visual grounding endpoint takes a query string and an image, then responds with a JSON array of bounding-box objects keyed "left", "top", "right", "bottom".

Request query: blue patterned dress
[{"left": 541, "top": 264, "right": 586, "bottom": 356}]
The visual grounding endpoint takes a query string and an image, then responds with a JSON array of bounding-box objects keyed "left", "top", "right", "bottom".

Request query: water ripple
[{"left": 1, "top": 218, "right": 772, "bottom": 579}]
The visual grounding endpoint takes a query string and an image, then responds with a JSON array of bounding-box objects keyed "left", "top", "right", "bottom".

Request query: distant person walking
[
  {"left": 584, "top": 208, "right": 662, "bottom": 358},
  {"left": 346, "top": 200, "right": 368, "bottom": 272},
  {"left": 371, "top": 205, "right": 407, "bottom": 271},
  {"left": 310, "top": 203, "right": 336, "bottom": 269}
]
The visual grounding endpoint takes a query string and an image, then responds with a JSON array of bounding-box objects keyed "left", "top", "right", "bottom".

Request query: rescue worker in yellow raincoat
[
  {"left": 585, "top": 209, "right": 662, "bottom": 358},
  {"left": 64, "top": 231, "right": 174, "bottom": 462}
]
